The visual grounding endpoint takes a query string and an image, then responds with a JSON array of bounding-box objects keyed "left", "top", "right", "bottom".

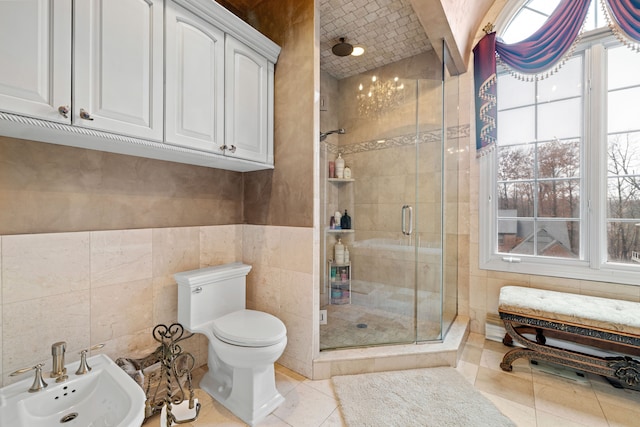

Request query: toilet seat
[{"left": 212, "top": 309, "right": 286, "bottom": 347}]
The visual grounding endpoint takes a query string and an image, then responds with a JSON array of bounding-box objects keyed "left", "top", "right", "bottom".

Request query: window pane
[
  {"left": 607, "top": 222, "right": 640, "bottom": 263},
  {"left": 608, "top": 133, "right": 640, "bottom": 179},
  {"left": 583, "top": 0, "right": 605, "bottom": 31},
  {"left": 538, "top": 55, "right": 583, "bottom": 102},
  {"left": 498, "top": 106, "right": 535, "bottom": 144},
  {"left": 498, "top": 144, "right": 534, "bottom": 180},
  {"left": 502, "top": 8, "right": 552, "bottom": 43},
  {"left": 537, "top": 139, "right": 580, "bottom": 179},
  {"left": 608, "top": 87, "right": 640, "bottom": 133},
  {"left": 608, "top": 45, "right": 640, "bottom": 90},
  {"left": 498, "top": 218, "right": 523, "bottom": 253},
  {"left": 497, "top": 74, "right": 535, "bottom": 109},
  {"left": 537, "top": 97, "right": 582, "bottom": 140},
  {"left": 499, "top": 219, "right": 535, "bottom": 255},
  {"left": 497, "top": 182, "right": 535, "bottom": 217},
  {"left": 538, "top": 179, "right": 580, "bottom": 218},
  {"left": 608, "top": 133, "right": 640, "bottom": 220},
  {"left": 607, "top": 176, "right": 640, "bottom": 219},
  {"left": 536, "top": 221, "right": 579, "bottom": 257}
]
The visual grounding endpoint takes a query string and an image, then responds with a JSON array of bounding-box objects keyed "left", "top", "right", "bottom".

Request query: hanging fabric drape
[
  {"left": 473, "top": 32, "right": 497, "bottom": 156},
  {"left": 608, "top": 0, "right": 640, "bottom": 39},
  {"left": 471, "top": 0, "right": 640, "bottom": 156},
  {"left": 604, "top": 0, "right": 640, "bottom": 51},
  {"left": 495, "top": 0, "right": 591, "bottom": 75}
]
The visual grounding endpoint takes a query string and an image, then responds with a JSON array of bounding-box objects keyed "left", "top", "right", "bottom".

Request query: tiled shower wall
[{"left": 0, "top": 224, "right": 314, "bottom": 386}]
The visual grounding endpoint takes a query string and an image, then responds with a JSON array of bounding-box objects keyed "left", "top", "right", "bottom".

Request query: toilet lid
[{"left": 212, "top": 309, "right": 287, "bottom": 347}]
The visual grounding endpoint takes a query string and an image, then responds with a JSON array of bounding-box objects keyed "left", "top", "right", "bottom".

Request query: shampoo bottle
[
  {"left": 334, "top": 238, "right": 345, "bottom": 264},
  {"left": 335, "top": 153, "right": 345, "bottom": 178}
]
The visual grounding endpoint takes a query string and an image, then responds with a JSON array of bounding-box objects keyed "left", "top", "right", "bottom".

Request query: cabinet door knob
[
  {"left": 58, "top": 106, "right": 69, "bottom": 118},
  {"left": 79, "top": 109, "right": 94, "bottom": 120},
  {"left": 219, "top": 145, "right": 227, "bottom": 151},
  {"left": 228, "top": 145, "right": 237, "bottom": 153}
]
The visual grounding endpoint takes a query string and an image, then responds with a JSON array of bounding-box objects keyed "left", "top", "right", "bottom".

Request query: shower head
[
  {"left": 332, "top": 38, "right": 353, "bottom": 57},
  {"left": 320, "top": 128, "right": 345, "bottom": 141}
]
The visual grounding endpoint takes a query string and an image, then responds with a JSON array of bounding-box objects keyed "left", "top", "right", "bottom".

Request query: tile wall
[{"left": 0, "top": 224, "right": 315, "bottom": 386}]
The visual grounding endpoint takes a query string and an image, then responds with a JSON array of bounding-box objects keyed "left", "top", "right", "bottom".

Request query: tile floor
[{"left": 143, "top": 332, "right": 640, "bottom": 426}]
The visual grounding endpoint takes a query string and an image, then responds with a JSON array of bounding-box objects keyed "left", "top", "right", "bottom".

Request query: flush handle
[{"left": 193, "top": 287, "right": 203, "bottom": 294}]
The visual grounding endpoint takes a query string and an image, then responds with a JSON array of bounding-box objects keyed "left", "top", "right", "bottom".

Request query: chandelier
[{"left": 357, "top": 75, "right": 405, "bottom": 117}]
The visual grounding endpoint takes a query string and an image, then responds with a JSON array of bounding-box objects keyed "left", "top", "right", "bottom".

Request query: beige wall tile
[
  {"left": 2, "top": 290, "right": 91, "bottom": 379},
  {"left": 152, "top": 275, "right": 179, "bottom": 328},
  {"left": 279, "top": 227, "right": 313, "bottom": 273},
  {"left": 242, "top": 225, "right": 280, "bottom": 267},
  {"left": 2, "top": 232, "right": 90, "bottom": 304},
  {"left": 200, "top": 225, "right": 242, "bottom": 267},
  {"left": 91, "top": 279, "right": 153, "bottom": 344},
  {"left": 152, "top": 227, "right": 200, "bottom": 278},
  {"left": 95, "top": 327, "right": 157, "bottom": 363},
  {"left": 246, "top": 263, "right": 282, "bottom": 315},
  {"left": 90, "top": 229, "right": 152, "bottom": 288}
]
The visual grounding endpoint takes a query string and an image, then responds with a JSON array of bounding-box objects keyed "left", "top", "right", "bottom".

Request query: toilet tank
[{"left": 174, "top": 262, "right": 252, "bottom": 330}]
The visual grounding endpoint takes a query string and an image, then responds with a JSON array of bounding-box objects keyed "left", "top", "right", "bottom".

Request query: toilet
[{"left": 175, "top": 263, "right": 287, "bottom": 426}]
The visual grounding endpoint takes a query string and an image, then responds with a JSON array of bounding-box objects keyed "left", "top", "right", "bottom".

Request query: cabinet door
[
  {"left": 0, "top": 0, "right": 71, "bottom": 124},
  {"left": 225, "top": 36, "right": 270, "bottom": 164},
  {"left": 165, "top": 1, "right": 224, "bottom": 152},
  {"left": 73, "top": 0, "right": 163, "bottom": 140}
]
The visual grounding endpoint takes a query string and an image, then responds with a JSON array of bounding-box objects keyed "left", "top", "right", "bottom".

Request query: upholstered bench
[{"left": 498, "top": 286, "right": 640, "bottom": 389}]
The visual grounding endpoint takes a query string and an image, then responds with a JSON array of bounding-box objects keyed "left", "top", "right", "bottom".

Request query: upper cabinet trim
[{"left": 172, "top": 0, "right": 281, "bottom": 62}]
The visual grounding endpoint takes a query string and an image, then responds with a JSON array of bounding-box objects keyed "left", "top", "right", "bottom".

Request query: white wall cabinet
[
  {"left": 165, "top": 1, "right": 225, "bottom": 152},
  {"left": 0, "top": 0, "right": 163, "bottom": 140},
  {"left": 225, "top": 36, "right": 271, "bottom": 164},
  {"left": 0, "top": 0, "right": 71, "bottom": 124},
  {"left": 74, "top": 0, "right": 164, "bottom": 140},
  {"left": 0, "top": 0, "right": 280, "bottom": 172}
]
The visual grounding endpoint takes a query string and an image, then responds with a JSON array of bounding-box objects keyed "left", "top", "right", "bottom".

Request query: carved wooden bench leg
[
  {"left": 502, "top": 326, "right": 546, "bottom": 347},
  {"left": 500, "top": 347, "right": 536, "bottom": 372},
  {"left": 502, "top": 333, "right": 513, "bottom": 347}
]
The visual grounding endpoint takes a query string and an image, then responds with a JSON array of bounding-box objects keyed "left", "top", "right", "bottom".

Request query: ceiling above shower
[
  {"left": 319, "top": 0, "right": 433, "bottom": 80},
  {"left": 218, "top": 0, "right": 434, "bottom": 80}
]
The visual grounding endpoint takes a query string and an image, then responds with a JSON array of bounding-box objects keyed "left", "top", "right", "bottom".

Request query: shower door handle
[{"left": 401, "top": 205, "right": 413, "bottom": 236}]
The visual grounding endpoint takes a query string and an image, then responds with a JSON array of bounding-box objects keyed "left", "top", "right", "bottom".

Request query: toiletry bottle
[
  {"left": 334, "top": 210, "right": 342, "bottom": 229},
  {"left": 330, "top": 216, "right": 335, "bottom": 229},
  {"left": 335, "top": 153, "right": 345, "bottom": 178},
  {"left": 329, "top": 161, "right": 335, "bottom": 178},
  {"left": 344, "top": 166, "right": 351, "bottom": 179},
  {"left": 344, "top": 245, "right": 350, "bottom": 264},
  {"left": 340, "top": 209, "right": 351, "bottom": 229},
  {"left": 334, "top": 238, "right": 344, "bottom": 264}
]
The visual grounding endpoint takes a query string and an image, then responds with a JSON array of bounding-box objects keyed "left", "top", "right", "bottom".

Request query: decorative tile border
[{"left": 324, "top": 124, "right": 470, "bottom": 154}]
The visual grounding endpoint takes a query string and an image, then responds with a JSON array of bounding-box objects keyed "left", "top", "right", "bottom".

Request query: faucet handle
[
  {"left": 10, "top": 363, "right": 48, "bottom": 393},
  {"left": 75, "top": 343, "right": 105, "bottom": 375}
]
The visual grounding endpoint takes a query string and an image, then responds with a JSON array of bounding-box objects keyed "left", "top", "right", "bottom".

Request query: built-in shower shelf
[
  {"left": 328, "top": 178, "right": 354, "bottom": 182},
  {"left": 326, "top": 228, "right": 355, "bottom": 233}
]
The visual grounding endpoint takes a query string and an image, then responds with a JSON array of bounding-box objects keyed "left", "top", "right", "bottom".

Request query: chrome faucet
[{"left": 51, "top": 341, "right": 68, "bottom": 382}]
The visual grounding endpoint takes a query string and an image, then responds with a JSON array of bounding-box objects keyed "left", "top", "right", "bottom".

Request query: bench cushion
[{"left": 499, "top": 286, "right": 640, "bottom": 338}]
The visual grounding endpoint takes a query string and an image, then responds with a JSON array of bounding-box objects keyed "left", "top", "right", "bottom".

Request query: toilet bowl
[{"left": 175, "top": 263, "right": 287, "bottom": 426}]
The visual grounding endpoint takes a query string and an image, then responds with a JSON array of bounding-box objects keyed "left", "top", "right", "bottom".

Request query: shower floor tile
[{"left": 320, "top": 302, "right": 440, "bottom": 350}]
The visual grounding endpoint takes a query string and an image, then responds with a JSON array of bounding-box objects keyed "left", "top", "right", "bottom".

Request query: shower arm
[{"left": 320, "top": 128, "right": 345, "bottom": 141}]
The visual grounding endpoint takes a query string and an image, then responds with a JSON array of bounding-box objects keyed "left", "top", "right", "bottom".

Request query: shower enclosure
[{"left": 320, "top": 42, "right": 459, "bottom": 350}]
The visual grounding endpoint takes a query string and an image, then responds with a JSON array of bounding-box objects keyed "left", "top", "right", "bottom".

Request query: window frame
[{"left": 479, "top": 25, "right": 640, "bottom": 286}]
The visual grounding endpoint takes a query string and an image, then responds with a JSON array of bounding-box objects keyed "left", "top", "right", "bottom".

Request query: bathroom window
[{"left": 479, "top": 0, "right": 640, "bottom": 285}]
